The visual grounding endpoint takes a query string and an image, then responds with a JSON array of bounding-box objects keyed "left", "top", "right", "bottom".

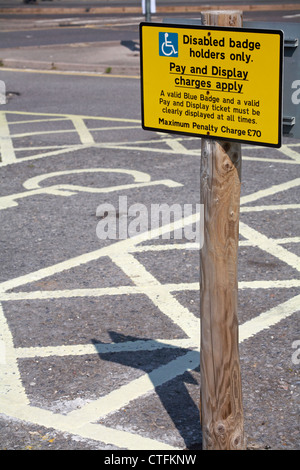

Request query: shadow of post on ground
[{"left": 91, "top": 332, "right": 202, "bottom": 450}]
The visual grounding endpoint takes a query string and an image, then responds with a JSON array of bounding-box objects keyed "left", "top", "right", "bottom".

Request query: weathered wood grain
[{"left": 199, "top": 11, "right": 246, "bottom": 450}]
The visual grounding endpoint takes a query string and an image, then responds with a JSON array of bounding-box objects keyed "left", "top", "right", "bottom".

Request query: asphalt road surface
[{"left": 0, "top": 6, "right": 299, "bottom": 453}]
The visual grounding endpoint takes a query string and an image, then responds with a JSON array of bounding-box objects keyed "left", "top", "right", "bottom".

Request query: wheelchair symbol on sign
[{"left": 159, "top": 32, "right": 178, "bottom": 57}]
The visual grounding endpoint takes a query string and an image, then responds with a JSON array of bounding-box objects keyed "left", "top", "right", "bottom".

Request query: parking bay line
[{"left": 0, "top": 112, "right": 16, "bottom": 165}]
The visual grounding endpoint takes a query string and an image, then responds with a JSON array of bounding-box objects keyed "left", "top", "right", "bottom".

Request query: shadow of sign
[
  {"left": 91, "top": 332, "right": 202, "bottom": 449},
  {"left": 121, "top": 40, "right": 140, "bottom": 52}
]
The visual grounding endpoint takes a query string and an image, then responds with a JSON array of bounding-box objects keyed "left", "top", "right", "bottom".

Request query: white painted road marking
[{"left": 0, "top": 110, "right": 299, "bottom": 449}]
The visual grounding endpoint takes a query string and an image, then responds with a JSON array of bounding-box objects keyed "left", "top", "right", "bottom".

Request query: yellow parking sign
[{"left": 140, "top": 23, "right": 283, "bottom": 148}]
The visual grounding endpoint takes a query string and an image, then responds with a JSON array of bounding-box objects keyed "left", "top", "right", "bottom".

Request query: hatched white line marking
[{"left": 0, "top": 110, "right": 299, "bottom": 449}]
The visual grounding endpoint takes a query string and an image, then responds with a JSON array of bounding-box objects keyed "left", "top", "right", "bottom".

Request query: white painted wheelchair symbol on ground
[
  {"left": 0, "top": 168, "right": 182, "bottom": 210},
  {"left": 159, "top": 32, "right": 178, "bottom": 57}
]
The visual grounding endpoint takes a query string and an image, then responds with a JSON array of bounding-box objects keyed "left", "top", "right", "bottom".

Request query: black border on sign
[{"left": 139, "top": 22, "right": 283, "bottom": 148}]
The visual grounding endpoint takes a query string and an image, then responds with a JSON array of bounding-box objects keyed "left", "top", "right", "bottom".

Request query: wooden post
[{"left": 199, "top": 10, "right": 246, "bottom": 450}]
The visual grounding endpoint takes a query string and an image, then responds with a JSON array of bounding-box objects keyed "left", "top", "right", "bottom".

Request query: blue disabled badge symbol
[{"left": 159, "top": 32, "right": 178, "bottom": 57}]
